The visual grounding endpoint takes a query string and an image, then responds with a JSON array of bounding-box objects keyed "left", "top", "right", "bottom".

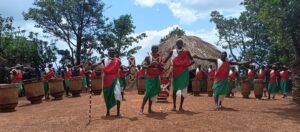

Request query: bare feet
[
  {"left": 179, "top": 107, "right": 185, "bottom": 112},
  {"left": 139, "top": 109, "right": 144, "bottom": 115}
]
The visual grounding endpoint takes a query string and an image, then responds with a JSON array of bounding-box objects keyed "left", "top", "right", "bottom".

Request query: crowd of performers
[{"left": 5, "top": 39, "right": 292, "bottom": 117}]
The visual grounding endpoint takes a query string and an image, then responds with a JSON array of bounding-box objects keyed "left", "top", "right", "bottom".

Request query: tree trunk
[
  {"left": 75, "top": 38, "right": 82, "bottom": 65},
  {"left": 291, "top": 32, "right": 300, "bottom": 104}
]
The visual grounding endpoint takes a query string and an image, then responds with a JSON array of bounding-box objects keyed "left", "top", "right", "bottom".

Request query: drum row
[{"left": 0, "top": 76, "right": 102, "bottom": 112}]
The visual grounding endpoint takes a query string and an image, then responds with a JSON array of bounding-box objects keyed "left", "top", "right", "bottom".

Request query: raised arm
[
  {"left": 193, "top": 55, "right": 218, "bottom": 63},
  {"left": 163, "top": 50, "right": 173, "bottom": 63}
]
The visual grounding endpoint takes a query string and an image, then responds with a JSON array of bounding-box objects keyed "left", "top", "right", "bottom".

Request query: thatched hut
[{"left": 158, "top": 35, "right": 221, "bottom": 76}]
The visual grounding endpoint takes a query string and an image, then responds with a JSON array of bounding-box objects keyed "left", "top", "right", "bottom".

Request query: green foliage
[
  {"left": 160, "top": 27, "right": 185, "bottom": 43},
  {"left": 0, "top": 15, "right": 56, "bottom": 68},
  {"left": 24, "top": 0, "right": 109, "bottom": 65},
  {"left": 96, "top": 14, "right": 146, "bottom": 58}
]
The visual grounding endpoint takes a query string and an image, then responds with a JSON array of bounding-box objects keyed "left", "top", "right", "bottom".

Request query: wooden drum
[
  {"left": 69, "top": 76, "right": 82, "bottom": 97},
  {"left": 241, "top": 80, "right": 251, "bottom": 98},
  {"left": 192, "top": 79, "right": 200, "bottom": 96},
  {"left": 92, "top": 76, "right": 102, "bottom": 95},
  {"left": 0, "top": 83, "right": 18, "bottom": 112},
  {"left": 24, "top": 80, "right": 44, "bottom": 104},
  {"left": 48, "top": 79, "right": 64, "bottom": 100},
  {"left": 254, "top": 79, "right": 264, "bottom": 99}
]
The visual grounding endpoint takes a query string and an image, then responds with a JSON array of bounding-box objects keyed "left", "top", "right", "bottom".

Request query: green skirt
[
  {"left": 268, "top": 82, "right": 277, "bottom": 94},
  {"left": 119, "top": 78, "right": 126, "bottom": 88},
  {"left": 144, "top": 76, "right": 161, "bottom": 100},
  {"left": 103, "top": 78, "right": 118, "bottom": 110},
  {"left": 213, "top": 78, "right": 229, "bottom": 97},
  {"left": 173, "top": 69, "right": 189, "bottom": 93},
  {"left": 18, "top": 81, "right": 23, "bottom": 97},
  {"left": 280, "top": 81, "right": 287, "bottom": 94},
  {"left": 230, "top": 80, "right": 236, "bottom": 89},
  {"left": 82, "top": 76, "right": 87, "bottom": 88},
  {"left": 44, "top": 82, "right": 49, "bottom": 93}
]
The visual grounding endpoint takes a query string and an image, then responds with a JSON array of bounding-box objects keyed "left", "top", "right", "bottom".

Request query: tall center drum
[
  {"left": 48, "top": 79, "right": 64, "bottom": 100},
  {"left": 69, "top": 76, "right": 83, "bottom": 97},
  {"left": 92, "top": 76, "right": 102, "bottom": 95},
  {"left": 254, "top": 79, "right": 264, "bottom": 99},
  {"left": 241, "top": 79, "right": 251, "bottom": 98}
]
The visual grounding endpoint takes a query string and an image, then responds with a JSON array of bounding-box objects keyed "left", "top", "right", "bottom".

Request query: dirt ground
[{"left": 0, "top": 89, "right": 300, "bottom": 132}]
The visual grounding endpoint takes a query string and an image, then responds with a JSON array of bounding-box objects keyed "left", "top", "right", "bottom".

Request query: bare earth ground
[{"left": 1, "top": 89, "right": 300, "bottom": 132}]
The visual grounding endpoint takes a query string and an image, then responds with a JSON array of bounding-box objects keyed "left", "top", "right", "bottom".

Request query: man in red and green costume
[
  {"left": 229, "top": 67, "right": 239, "bottom": 97},
  {"left": 79, "top": 65, "right": 88, "bottom": 92},
  {"left": 64, "top": 64, "right": 72, "bottom": 96},
  {"left": 258, "top": 65, "right": 267, "bottom": 97},
  {"left": 194, "top": 52, "right": 252, "bottom": 110},
  {"left": 280, "top": 66, "right": 289, "bottom": 98},
  {"left": 44, "top": 64, "right": 55, "bottom": 100},
  {"left": 247, "top": 66, "right": 256, "bottom": 90},
  {"left": 195, "top": 65, "right": 206, "bottom": 93},
  {"left": 268, "top": 65, "right": 278, "bottom": 100},
  {"left": 164, "top": 39, "right": 195, "bottom": 111},
  {"left": 140, "top": 45, "right": 164, "bottom": 114},
  {"left": 102, "top": 48, "right": 122, "bottom": 117},
  {"left": 11, "top": 64, "right": 24, "bottom": 97}
]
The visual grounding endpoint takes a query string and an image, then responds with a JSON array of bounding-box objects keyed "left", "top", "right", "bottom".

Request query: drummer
[
  {"left": 280, "top": 66, "right": 289, "bottom": 98},
  {"left": 11, "top": 64, "right": 24, "bottom": 97},
  {"left": 44, "top": 64, "right": 55, "bottom": 100}
]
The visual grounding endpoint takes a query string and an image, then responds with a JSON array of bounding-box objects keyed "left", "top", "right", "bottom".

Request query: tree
[
  {"left": 160, "top": 27, "right": 185, "bottom": 43},
  {"left": 248, "top": 0, "right": 300, "bottom": 104},
  {"left": 24, "top": 0, "right": 109, "bottom": 65},
  {"left": 96, "top": 14, "right": 146, "bottom": 58}
]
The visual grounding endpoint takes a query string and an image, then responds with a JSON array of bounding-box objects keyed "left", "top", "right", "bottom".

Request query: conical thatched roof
[{"left": 158, "top": 35, "right": 221, "bottom": 76}]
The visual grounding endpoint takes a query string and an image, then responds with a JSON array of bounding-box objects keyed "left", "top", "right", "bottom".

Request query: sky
[{"left": 0, "top": 0, "right": 245, "bottom": 65}]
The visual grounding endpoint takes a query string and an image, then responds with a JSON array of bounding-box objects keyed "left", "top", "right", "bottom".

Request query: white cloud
[{"left": 134, "top": 0, "right": 245, "bottom": 24}]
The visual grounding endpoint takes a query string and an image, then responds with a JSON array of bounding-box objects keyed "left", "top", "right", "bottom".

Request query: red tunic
[
  {"left": 196, "top": 69, "right": 204, "bottom": 79},
  {"left": 230, "top": 70, "right": 237, "bottom": 81},
  {"left": 44, "top": 68, "right": 54, "bottom": 81},
  {"left": 257, "top": 69, "right": 266, "bottom": 79},
  {"left": 64, "top": 70, "right": 72, "bottom": 80},
  {"left": 172, "top": 50, "right": 191, "bottom": 77},
  {"left": 215, "top": 59, "right": 230, "bottom": 82},
  {"left": 208, "top": 69, "right": 216, "bottom": 79},
  {"left": 280, "top": 71, "right": 288, "bottom": 81},
  {"left": 119, "top": 66, "right": 126, "bottom": 78},
  {"left": 79, "top": 68, "right": 86, "bottom": 77},
  {"left": 136, "top": 69, "right": 145, "bottom": 77},
  {"left": 13, "top": 71, "right": 23, "bottom": 83},
  {"left": 269, "top": 70, "right": 276, "bottom": 83},
  {"left": 103, "top": 58, "right": 121, "bottom": 87},
  {"left": 146, "top": 54, "right": 163, "bottom": 78},
  {"left": 247, "top": 69, "right": 255, "bottom": 79}
]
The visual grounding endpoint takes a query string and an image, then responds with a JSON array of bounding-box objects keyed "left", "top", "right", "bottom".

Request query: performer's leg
[
  {"left": 172, "top": 91, "right": 176, "bottom": 111},
  {"left": 106, "top": 109, "right": 110, "bottom": 116},
  {"left": 117, "top": 101, "right": 121, "bottom": 117},
  {"left": 179, "top": 95, "right": 185, "bottom": 111},
  {"left": 148, "top": 99, "right": 154, "bottom": 113},
  {"left": 140, "top": 98, "right": 148, "bottom": 114},
  {"left": 214, "top": 96, "right": 218, "bottom": 110}
]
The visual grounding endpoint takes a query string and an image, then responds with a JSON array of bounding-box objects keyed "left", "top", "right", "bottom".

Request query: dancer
[
  {"left": 44, "top": 64, "right": 55, "bottom": 100},
  {"left": 164, "top": 39, "right": 195, "bottom": 111},
  {"left": 280, "top": 66, "right": 288, "bottom": 98},
  {"left": 194, "top": 52, "right": 252, "bottom": 110}
]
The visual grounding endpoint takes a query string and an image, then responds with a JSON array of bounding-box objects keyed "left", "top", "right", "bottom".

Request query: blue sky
[{"left": 0, "top": 0, "right": 244, "bottom": 65}]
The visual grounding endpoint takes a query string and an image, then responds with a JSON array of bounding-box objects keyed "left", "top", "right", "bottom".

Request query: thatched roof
[{"left": 158, "top": 35, "right": 221, "bottom": 75}]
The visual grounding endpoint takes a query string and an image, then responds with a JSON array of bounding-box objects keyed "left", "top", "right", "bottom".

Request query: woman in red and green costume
[
  {"left": 64, "top": 64, "right": 72, "bottom": 96},
  {"left": 102, "top": 48, "right": 122, "bottom": 117},
  {"left": 268, "top": 65, "right": 278, "bottom": 99},
  {"left": 164, "top": 39, "right": 195, "bottom": 111},
  {"left": 280, "top": 66, "right": 289, "bottom": 98},
  {"left": 139, "top": 45, "right": 163, "bottom": 114},
  {"left": 44, "top": 64, "right": 55, "bottom": 100},
  {"left": 194, "top": 52, "right": 253, "bottom": 110}
]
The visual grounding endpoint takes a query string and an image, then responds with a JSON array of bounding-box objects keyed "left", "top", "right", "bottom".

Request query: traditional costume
[
  {"left": 171, "top": 49, "right": 191, "bottom": 97},
  {"left": 268, "top": 70, "right": 278, "bottom": 95},
  {"left": 79, "top": 68, "right": 87, "bottom": 89},
  {"left": 44, "top": 67, "right": 54, "bottom": 97},
  {"left": 229, "top": 70, "right": 238, "bottom": 92},
  {"left": 213, "top": 59, "right": 230, "bottom": 105},
  {"left": 12, "top": 69, "right": 23, "bottom": 97},
  {"left": 247, "top": 69, "right": 255, "bottom": 90},
  {"left": 64, "top": 67, "right": 72, "bottom": 95},
  {"left": 144, "top": 54, "right": 163, "bottom": 101},
  {"left": 102, "top": 57, "right": 122, "bottom": 110},
  {"left": 195, "top": 68, "right": 205, "bottom": 92},
  {"left": 280, "top": 70, "right": 288, "bottom": 95}
]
